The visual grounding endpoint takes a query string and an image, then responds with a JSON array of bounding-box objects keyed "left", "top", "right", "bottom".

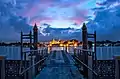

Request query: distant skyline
[{"left": 0, "top": 0, "right": 120, "bottom": 41}]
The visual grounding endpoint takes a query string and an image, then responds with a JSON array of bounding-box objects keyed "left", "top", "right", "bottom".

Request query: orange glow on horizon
[{"left": 49, "top": 39, "right": 80, "bottom": 47}]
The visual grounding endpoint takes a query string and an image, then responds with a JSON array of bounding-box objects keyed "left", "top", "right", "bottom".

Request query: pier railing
[
  {"left": 19, "top": 48, "right": 48, "bottom": 79},
  {"left": 0, "top": 47, "right": 48, "bottom": 79},
  {"left": 19, "top": 58, "right": 46, "bottom": 75},
  {"left": 73, "top": 48, "right": 98, "bottom": 79},
  {"left": 19, "top": 57, "right": 46, "bottom": 79},
  {"left": 73, "top": 56, "right": 98, "bottom": 79},
  {"left": 73, "top": 48, "right": 116, "bottom": 79},
  {"left": 74, "top": 48, "right": 97, "bottom": 66}
]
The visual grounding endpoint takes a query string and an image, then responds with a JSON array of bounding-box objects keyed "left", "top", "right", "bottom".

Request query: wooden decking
[{"left": 35, "top": 50, "right": 84, "bottom": 79}]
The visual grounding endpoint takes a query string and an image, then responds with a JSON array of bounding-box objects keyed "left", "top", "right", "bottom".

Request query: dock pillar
[
  {"left": 88, "top": 56, "right": 93, "bottom": 79},
  {"left": 32, "top": 56, "right": 36, "bottom": 78},
  {"left": 33, "top": 23, "right": 38, "bottom": 52},
  {"left": 0, "top": 56, "right": 5, "bottom": 79},
  {"left": 82, "top": 23, "right": 88, "bottom": 78},
  {"left": 28, "top": 55, "right": 32, "bottom": 79},
  {"left": 115, "top": 56, "right": 120, "bottom": 79},
  {"left": 33, "top": 23, "right": 39, "bottom": 76}
]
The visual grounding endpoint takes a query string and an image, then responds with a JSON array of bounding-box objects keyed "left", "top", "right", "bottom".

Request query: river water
[{"left": 0, "top": 46, "right": 120, "bottom": 60}]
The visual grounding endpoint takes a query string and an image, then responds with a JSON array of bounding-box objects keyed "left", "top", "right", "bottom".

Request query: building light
[
  {"left": 74, "top": 43, "right": 77, "bottom": 47},
  {"left": 60, "top": 44, "right": 63, "bottom": 47},
  {"left": 64, "top": 45, "right": 66, "bottom": 47},
  {"left": 49, "top": 44, "right": 52, "bottom": 47}
]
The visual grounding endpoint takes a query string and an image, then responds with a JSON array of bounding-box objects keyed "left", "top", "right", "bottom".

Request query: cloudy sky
[
  {"left": 0, "top": 0, "right": 120, "bottom": 41},
  {"left": 19, "top": 0, "right": 97, "bottom": 28}
]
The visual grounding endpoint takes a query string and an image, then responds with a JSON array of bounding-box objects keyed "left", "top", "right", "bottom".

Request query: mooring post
[
  {"left": 30, "top": 30, "right": 33, "bottom": 67},
  {"left": 28, "top": 55, "right": 32, "bottom": 79},
  {"left": 28, "top": 31, "right": 32, "bottom": 79},
  {"left": 21, "top": 31, "right": 23, "bottom": 60},
  {"left": 88, "top": 41, "right": 93, "bottom": 79},
  {"left": 74, "top": 48, "right": 76, "bottom": 56},
  {"left": 0, "top": 56, "right": 5, "bottom": 79},
  {"left": 33, "top": 23, "right": 38, "bottom": 52},
  {"left": 94, "top": 31, "right": 97, "bottom": 66},
  {"left": 32, "top": 55, "right": 36, "bottom": 78},
  {"left": 33, "top": 23, "right": 38, "bottom": 76},
  {"left": 115, "top": 56, "right": 120, "bottom": 79},
  {"left": 82, "top": 23, "right": 88, "bottom": 78},
  {"left": 24, "top": 52, "right": 27, "bottom": 79}
]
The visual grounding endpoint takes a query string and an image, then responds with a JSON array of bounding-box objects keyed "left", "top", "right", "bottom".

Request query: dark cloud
[
  {"left": 96, "top": 1, "right": 108, "bottom": 6},
  {"left": 91, "top": 7, "right": 106, "bottom": 11},
  {"left": 87, "top": 2, "right": 120, "bottom": 41},
  {"left": 0, "top": 1, "right": 32, "bottom": 41},
  {"left": 1, "top": 0, "right": 120, "bottom": 41}
]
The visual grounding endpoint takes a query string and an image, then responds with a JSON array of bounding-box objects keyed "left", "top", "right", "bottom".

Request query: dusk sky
[
  {"left": 19, "top": 0, "right": 96, "bottom": 28},
  {"left": 0, "top": 0, "right": 120, "bottom": 41}
]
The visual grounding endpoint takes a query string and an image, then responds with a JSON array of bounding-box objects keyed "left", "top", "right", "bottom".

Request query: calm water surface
[{"left": 0, "top": 46, "right": 120, "bottom": 60}]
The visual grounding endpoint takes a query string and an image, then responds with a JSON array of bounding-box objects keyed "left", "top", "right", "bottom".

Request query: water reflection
[{"left": 0, "top": 46, "right": 120, "bottom": 60}]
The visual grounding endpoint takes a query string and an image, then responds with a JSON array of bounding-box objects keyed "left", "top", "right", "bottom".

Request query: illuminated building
[{"left": 48, "top": 39, "right": 81, "bottom": 52}]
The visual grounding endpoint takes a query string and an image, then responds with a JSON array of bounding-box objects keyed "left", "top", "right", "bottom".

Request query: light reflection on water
[{"left": 0, "top": 46, "right": 120, "bottom": 60}]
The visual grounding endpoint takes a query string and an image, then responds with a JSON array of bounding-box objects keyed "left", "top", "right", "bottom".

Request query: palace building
[
  {"left": 47, "top": 39, "right": 82, "bottom": 52},
  {"left": 48, "top": 39, "right": 81, "bottom": 47}
]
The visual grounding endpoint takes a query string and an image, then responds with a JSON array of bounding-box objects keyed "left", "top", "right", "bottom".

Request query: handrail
[
  {"left": 19, "top": 48, "right": 48, "bottom": 75},
  {"left": 75, "top": 48, "right": 94, "bottom": 52},
  {"left": 19, "top": 57, "right": 46, "bottom": 75},
  {"left": 74, "top": 56, "right": 98, "bottom": 76},
  {"left": 23, "top": 48, "right": 47, "bottom": 53}
]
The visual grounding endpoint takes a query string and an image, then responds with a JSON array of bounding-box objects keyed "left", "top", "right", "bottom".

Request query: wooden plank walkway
[{"left": 35, "top": 50, "right": 84, "bottom": 79}]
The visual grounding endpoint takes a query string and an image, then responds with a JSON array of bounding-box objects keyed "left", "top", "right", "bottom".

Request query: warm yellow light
[
  {"left": 50, "top": 39, "right": 60, "bottom": 44},
  {"left": 48, "top": 39, "right": 79, "bottom": 47},
  {"left": 64, "top": 45, "right": 66, "bottom": 47},
  {"left": 49, "top": 44, "right": 52, "bottom": 46},
  {"left": 60, "top": 44, "right": 63, "bottom": 47},
  {"left": 66, "top": 44, "right": 69, "bottom": 47},
  {"left": 74, "top": 43, "right": 77, "bottom": 47}
]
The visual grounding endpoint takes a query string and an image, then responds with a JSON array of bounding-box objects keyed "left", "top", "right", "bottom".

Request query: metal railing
[
  {"left": 74, "top": 56, "right": 98, "bottom": 76},
  {"left": 75, "top": 48, "right": 93, "bottom": 52},
  {"left": 22, "top": 48, "right": 48, "bottom": 53},
  {"left": 74, "top": 48, "right": 97, "bottom": 65},
  {"left": 73, "top": 48, "right": 98, "bottom": 79},
  {"left": 19, "top": 48, "right": 48, "bottom": 79},
  {"left": 19, "top": 57, "right": 46, "bottom": 75}
]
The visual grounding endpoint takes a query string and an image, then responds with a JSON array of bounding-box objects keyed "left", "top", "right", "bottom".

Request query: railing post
[
  {"left": 82, "top": 23, "right": 88, "bottom": 78},
  {"left": 74, "top": 48, "right": 76, "bottom": 56},
  {"left": 28, "top": 54, "right": 32, "bottom": 79},
  {"left": 24, "top": 52, "right": 27, "bottom": 79},
  {"left": 94, "top": 31, "right": 97, "bottom": 66},
  {"left": 21, "top": 31, "right": 23, "bottom": 60},
  {"left": 88, "top": 55, "right": 93, "bottom": 79},
  {"left": 33, "top": 23, "right": 38, "bottom": 51},
  {"left": 0, "top": 56, "right": 5, "bottom": 79},
  {"left": 30, "top": 31, "right": 33, "bottom": 79},
  {"left": 28, "top": 54, "right": 36, "bottom": 79},
  {"left": 32, "top": 56, "right": 36, "bottom": 78},
  {"left": 115, "top": 56, "right": 120, "bottom": 79},
  {"left": 33, "top": 23, "right": 38, "bottom": 76}
]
